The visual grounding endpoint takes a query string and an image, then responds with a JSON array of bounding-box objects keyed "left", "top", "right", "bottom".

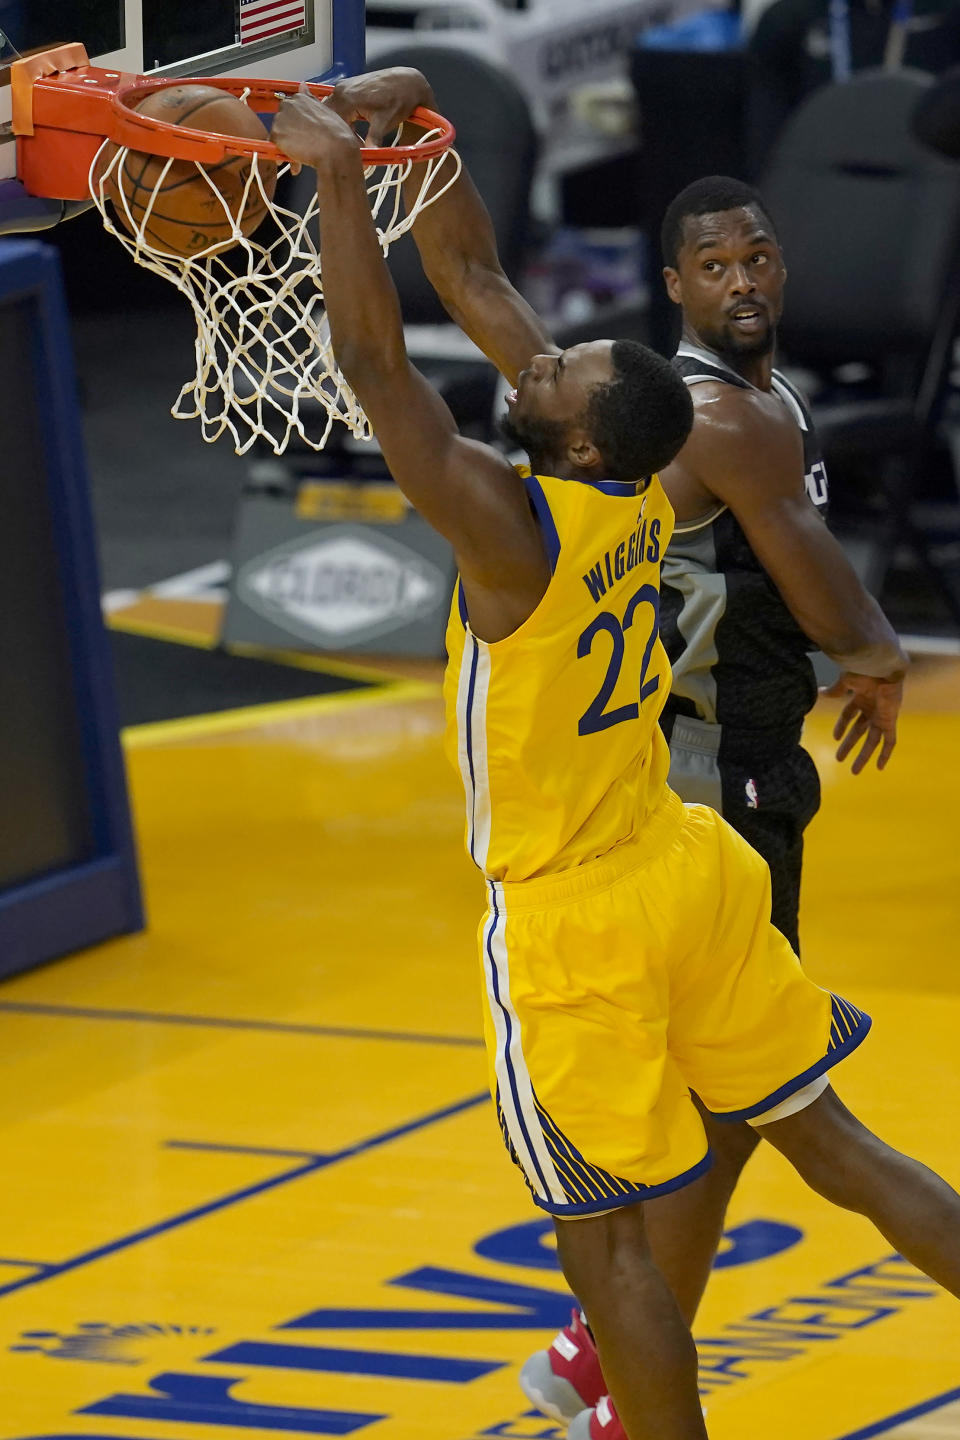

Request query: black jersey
[{"left": 661, "top": 341, "right": 829, "bottom": 755}]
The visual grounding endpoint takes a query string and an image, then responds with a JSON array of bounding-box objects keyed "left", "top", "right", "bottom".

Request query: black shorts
[{"left": 663, "top": 713, "right": 821, "bottom": 956}]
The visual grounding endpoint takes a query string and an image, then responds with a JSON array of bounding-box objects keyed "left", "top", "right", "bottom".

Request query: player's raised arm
[
  {"left": 325, "top": 67, "right": 557, "bottom": 384},
  {"left": 271, "top": 90, "right": 550, "bottom": 640},
  {"left": 663, "top": 384, "right": 908, "bottom": 772}
]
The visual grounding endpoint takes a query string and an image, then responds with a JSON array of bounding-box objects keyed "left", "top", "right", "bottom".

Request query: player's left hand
[
  {"left": 820, "top": 670, "right": 905, "bottom": 774},
  {"left": 272, "top": 87, "right": 360, "bottom": 174},
  {"left": 327, "top": 67, "right": 436, "bottom": 147}
]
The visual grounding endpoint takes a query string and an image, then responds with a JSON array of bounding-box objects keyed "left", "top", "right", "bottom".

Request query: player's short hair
[
  {"left": 661, "top": 176, "right": 776, "bottom": 267},
  {"left": 585, "top": 340, "right": 693, "bottom": 483}
]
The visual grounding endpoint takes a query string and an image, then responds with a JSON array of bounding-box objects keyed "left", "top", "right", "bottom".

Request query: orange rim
[{"left": 105, "top": 77, "right": 455, "bottom": 167}]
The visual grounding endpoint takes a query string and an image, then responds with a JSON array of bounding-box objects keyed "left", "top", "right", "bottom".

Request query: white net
[{"left": 89, "top": 114, "right": 461, "bottom": 456}]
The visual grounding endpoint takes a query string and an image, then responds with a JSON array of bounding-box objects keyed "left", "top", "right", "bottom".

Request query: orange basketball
[{"left": 104, "top": 84, "right": 279, "bottom": 258}]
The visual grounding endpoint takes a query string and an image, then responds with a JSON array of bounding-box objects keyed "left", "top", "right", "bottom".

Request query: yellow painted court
[{"left": 1, "top": 604, "right": 958, "bottom": 1440}]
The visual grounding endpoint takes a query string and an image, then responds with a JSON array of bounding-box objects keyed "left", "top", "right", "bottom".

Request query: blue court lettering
[
  {"left": 825, "top": 1254, "right": 942, "bottom": 1302},
  {"left": 206, "top": 1339, "right": 504, "bottom": 1383},
  {"left": 473, "top": 1216, "right": 801, "bottom": 1274},
  {"left": 282, "top": 1266, "right": 573, "bottom": 1331},
  {"left": 54, "top": 1217, "right": 809, "bottom": 1436},
  {"left": 473, "top": 1218, "right": 562, "bottom": 1271},
  {"left": 750, "top": 1295, "right": 896, "bottom": 1329},
  {"left": 713, "top": 1219, "right": 802, "bottom": 1269},
  {"left": 697, "top": 1334, "right": 814, "bottom": 1381},
  {"left": 696, "top": 1253, "right": 943, "bottom": 1398},
  {"left": 79, "top": 1372, "right": 383, "bottom": 1432},
  {"left": 476, "top": 1412, "right": 567, "bottom": 1440}
]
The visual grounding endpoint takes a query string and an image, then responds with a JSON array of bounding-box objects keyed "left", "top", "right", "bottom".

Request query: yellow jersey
[{"left": 443, "top": 468, "right": 674, "bottom": 882}]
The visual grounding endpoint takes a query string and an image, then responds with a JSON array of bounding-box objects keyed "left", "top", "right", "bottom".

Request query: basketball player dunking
[
  {"left": 272, "top": 76, "right": 960, "bottom": 1440},
  {"left": 521, "top": 177, "right": 912, "bottom": 1436}
]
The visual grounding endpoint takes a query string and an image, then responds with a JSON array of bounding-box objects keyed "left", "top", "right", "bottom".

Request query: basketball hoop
[{"left": 11, "top": 46, "right": 460, "bottom": 455}]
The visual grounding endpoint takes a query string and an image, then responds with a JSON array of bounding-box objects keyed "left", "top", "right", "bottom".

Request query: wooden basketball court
[{"left": 1, "top": 600, "right": 958, "bottom": 1440}]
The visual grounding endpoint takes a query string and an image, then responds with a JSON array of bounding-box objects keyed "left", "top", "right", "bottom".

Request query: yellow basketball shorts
[{"left": 479, "top": 788, "right": 870, "bottom": 1217}]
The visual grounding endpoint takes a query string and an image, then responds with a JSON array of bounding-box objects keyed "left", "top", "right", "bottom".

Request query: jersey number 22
[{"left": 577, "top": 583, "right": 660, "bottom": 735}]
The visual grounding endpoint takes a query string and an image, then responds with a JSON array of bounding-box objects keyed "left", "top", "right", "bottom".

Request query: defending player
[
  {"left": 659, "top": 175, "right": 906, "bottom": 957},
  {"left": 272, "top": 79, "right": 960, "bottom": 1440}
]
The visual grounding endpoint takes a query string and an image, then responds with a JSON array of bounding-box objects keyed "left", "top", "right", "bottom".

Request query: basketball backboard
[{"left": 0, "top": 0, "right": 364, "bottom": 226}]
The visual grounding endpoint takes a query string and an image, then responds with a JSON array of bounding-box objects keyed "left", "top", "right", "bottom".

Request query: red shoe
[
  {"left": 519, "top": 1309, "right": 606, "bottom": 1424},
  {"left": 568, "top": 1395, "right": 624, "bottom": 1440}
]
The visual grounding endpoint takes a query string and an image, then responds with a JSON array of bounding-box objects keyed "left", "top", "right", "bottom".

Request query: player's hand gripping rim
[
  {"left": 325, "top": 67, "right": 437, "bottom": 148},
  {"left": 272, "top": 84, "right": 361, "bottom": 176},
  {"left": 273, "top": 68, "right": 436, "bottom": 175}
]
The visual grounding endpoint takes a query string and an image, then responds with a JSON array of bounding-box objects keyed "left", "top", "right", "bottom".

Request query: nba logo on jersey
[{"left": 745, "top": 778, "right": 759, "bottom": 809}]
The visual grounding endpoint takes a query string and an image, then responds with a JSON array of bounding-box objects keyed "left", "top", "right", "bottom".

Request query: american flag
[{"left": 239, "top": 0, "right": 307, "bottom": 46}]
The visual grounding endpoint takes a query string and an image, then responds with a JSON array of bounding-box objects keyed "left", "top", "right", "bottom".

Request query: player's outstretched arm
[
  {"left": 326, "top": 67, "right": 557, "bottom": 385},
  {"left": 664, "top": 385, "right": 908, "bottom": 773},
  {"left": 271, "top": 91, "right": 550, "bottom": 642}
]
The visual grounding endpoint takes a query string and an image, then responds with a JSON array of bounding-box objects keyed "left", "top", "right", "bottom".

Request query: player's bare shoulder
[
  {"left": 672, "top": 378, "right": 804, "bottom": 509},
  {"left": 689, "top": 378, "right": 796, "bottom": 446}
]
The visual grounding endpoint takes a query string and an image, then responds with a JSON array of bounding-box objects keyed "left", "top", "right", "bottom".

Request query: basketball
[{"left": 102, "top": 84, "right": 279, "bottom": 258}]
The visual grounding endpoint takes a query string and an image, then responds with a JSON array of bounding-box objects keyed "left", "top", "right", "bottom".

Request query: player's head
[
  {"left": 500, "top": 338, "right": 693, "bottom": 484},
  {"left": 661, "top": 176, "right": 785, "bottom": 359}
]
